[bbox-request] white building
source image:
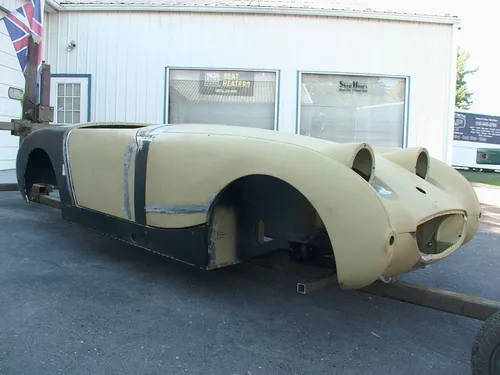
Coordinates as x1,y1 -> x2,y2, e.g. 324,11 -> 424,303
0,0 -> 26,170
1,0 -> 460,170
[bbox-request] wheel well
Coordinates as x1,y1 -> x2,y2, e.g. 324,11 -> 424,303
207,174 -> 336,268
24,148 -> 58,196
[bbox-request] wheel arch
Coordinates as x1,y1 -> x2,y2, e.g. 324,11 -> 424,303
18,147 -> 58,200
204,173 -> 337,271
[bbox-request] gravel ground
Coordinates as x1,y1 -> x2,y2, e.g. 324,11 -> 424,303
0,182 -> 498,375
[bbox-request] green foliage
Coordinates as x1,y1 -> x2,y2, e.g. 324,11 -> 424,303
456,47 -> 479,110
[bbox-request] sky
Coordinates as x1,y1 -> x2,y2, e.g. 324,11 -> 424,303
350,0 -> 497,115
449,0 -> 499,115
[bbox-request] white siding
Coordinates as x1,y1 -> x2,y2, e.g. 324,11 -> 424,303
0,0 -> 26,170
0,1 -> 50,170
45,11 -> 456,162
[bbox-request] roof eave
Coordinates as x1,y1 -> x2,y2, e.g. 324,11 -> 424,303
45,0 -> 62,12
46,3 -> 460,25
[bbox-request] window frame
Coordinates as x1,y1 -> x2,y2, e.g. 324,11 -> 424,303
296,71 -> 411,148
164,67 -> 281,131
50,74 -> 92,124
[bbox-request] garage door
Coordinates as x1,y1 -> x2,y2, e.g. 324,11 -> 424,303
0,5 -> 25,171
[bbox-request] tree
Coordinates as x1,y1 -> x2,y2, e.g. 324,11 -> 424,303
456,47 -> 479,109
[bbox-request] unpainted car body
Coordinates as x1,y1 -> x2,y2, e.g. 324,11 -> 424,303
15,122 -> 482,289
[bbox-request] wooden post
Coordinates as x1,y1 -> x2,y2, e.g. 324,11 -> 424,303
21,35 -> 39,122
39,62 -> 51,107
0,34 -> 52,145
18,35 -> 40,144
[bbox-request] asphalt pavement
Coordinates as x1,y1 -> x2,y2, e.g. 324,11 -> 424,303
0,184 -> 499,375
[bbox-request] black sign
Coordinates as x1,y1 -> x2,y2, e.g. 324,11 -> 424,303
339,80 -> 368,93
454,111 -> 500,145
199,71 -> 255,96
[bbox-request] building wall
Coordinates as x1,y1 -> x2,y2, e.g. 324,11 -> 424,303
0,0 -> 26,170
45,10 -> 456,162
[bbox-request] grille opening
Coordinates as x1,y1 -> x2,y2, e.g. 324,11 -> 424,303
416,214 -> 465,255
352,147 -> 373,183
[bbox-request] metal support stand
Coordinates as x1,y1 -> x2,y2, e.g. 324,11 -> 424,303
0,183 -> 19,192
0,36 -> 54,141
0,36 -> 54,193
360,280 -> 500,322
296,274 -> 338,294
28,184 -> 61,209
250,254 -> 500,322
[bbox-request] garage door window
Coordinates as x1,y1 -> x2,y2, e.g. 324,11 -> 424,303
298,73 -> 408,147
167,68 -> 278,130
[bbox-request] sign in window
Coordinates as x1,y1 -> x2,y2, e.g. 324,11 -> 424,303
167,68 -> 278,130
299,73 -> 407,147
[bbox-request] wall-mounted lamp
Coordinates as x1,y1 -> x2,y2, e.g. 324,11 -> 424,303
8,87 -> 24,100
67,40 -> 76,51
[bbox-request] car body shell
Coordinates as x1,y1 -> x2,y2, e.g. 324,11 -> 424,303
15,122 -> 482,290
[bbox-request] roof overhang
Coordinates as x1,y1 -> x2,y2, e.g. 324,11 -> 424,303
43,1 -> 460,25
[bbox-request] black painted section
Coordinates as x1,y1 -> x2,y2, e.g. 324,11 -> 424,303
62,206 -> 210,268
15,126 -> 71,207
134,139 -> 150,225
15,126 -> 212,270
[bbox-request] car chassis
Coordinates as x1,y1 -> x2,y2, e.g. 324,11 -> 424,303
1,37 -> 499,375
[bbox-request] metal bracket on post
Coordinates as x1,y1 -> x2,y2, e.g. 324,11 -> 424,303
0,37 -> 54,192
0,37 -> 53,144
36,62 -> 54,123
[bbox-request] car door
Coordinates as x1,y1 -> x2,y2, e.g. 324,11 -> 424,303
65,126 -> 140,222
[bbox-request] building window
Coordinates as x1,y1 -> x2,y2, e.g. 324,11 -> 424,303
56,82 -> 81,124
167,68 -> 278,130
298,73 -> 408,147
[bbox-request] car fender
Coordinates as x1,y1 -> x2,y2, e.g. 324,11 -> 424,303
15,126 -> 68,202
144,132 -> 395,289
374,146 -> 481,244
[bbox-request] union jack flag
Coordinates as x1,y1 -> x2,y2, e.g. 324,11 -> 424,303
2,0 -> 44,77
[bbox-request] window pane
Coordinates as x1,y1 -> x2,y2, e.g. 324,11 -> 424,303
64,97 -> 73,111
73,83 -> 81,96
73,97 -> 80,110
57,84 -> 65,96
299,73 -> 406,147
57,110 -> 64,122
57,97 -> 64,110
168,69 -> 277,130
73,111 -> 80,123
